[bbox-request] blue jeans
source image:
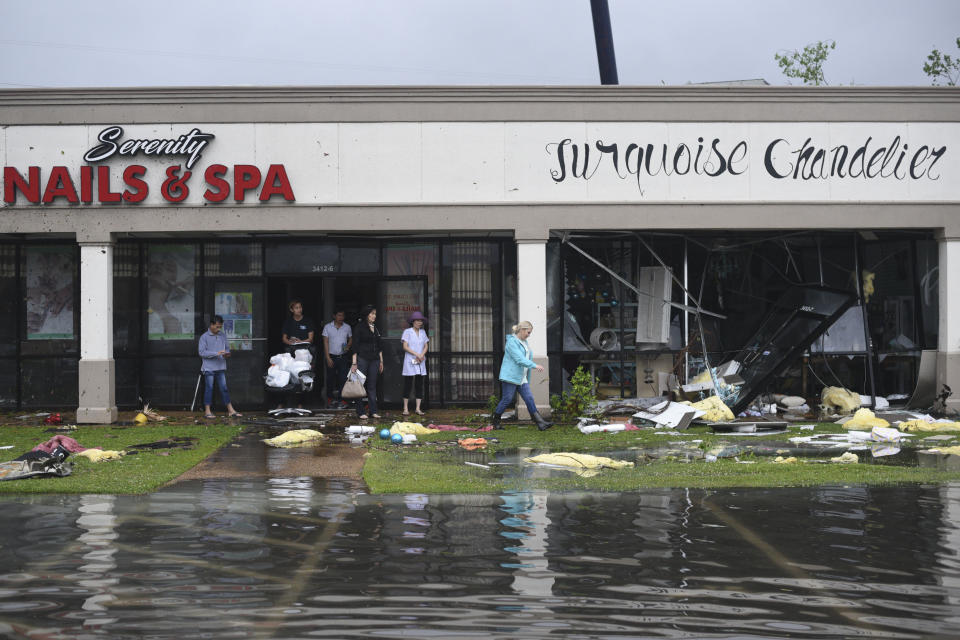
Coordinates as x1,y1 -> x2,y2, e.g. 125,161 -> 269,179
203,370 -> 231,407
495,381 -> 537,416
355,357 -> 379,416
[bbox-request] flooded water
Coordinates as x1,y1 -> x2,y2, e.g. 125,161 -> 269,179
3,481 -> 960,639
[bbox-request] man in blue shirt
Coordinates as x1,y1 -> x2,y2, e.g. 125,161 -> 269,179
198,315 -> 242,419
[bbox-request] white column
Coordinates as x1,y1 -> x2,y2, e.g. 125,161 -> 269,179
516,239 -> 550,417
77,241 -> 118,424
938,232 -> 960,415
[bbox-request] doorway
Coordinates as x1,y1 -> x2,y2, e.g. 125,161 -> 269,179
265,275 -> 426,410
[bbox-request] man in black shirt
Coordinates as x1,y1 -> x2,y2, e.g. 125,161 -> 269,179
282,299 -> 315,346
280,299 -> 315,409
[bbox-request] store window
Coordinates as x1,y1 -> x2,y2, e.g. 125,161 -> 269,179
146,244 -> 197,341
23,245 -> 76,341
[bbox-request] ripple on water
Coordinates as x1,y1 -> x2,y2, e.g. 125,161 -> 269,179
0,482 -> 958,638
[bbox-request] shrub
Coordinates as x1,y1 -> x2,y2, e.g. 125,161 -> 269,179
550,366 -> 598,422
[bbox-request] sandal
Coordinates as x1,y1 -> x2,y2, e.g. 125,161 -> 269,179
371,414 -> 382,419
415,410 -> 425,416
402,412 -> 410,417
228,412 -> 243,418
359,414 -> 369,420
204,413 -> 216,419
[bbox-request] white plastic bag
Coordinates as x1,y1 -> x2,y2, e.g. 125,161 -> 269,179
266,370 -> 291,388
295,348 -> 313,363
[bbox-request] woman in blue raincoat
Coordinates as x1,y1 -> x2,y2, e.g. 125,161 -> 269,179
491,320 -> 553,431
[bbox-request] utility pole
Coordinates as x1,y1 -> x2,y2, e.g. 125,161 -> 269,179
590,0 -> 619,85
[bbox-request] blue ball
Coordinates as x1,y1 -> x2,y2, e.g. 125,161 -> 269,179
390,433 -> 403,444
379,428 -> 391,440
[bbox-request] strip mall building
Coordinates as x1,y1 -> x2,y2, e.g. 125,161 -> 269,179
0,86 -> 958,423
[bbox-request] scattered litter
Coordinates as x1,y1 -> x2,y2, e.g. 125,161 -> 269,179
899,419 -> 960,433
458,438 -> 488,451
711,420 -> 788,435
76,449 -> 125,462
464,461 -> 491,469
840,408 -> 891,429
634,400 -> 704,429
871,445 -> 900,457
871,426 -> 907,443
391,422 -> 440,436
681,395 -> 734,422
0,456 -> 71,481
43,413 -> 62,425
774,456 -> 798,464
821,387 -> 862,414
860,395 -> 890,410
33,435 -> 94,454
0,445 -> 13,450
523,452 -> 634,475
428,424 -> 494,432
126,438 -> 196,451
682,360 -> 744,394
134,412 -> 149,425
579,423 -> 628,434
346,425 -> 375,435
778,395 -> 806,409
929,445 -> 960,456
262,429 -> 324,448
796,424 -> 816,430
831,452 -> 859,464
140,404 -> 167,422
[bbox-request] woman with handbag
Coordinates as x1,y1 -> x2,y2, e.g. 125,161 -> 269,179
350,305 -> 383,420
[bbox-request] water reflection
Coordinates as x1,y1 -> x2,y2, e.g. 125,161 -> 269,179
1,482 -> 959,638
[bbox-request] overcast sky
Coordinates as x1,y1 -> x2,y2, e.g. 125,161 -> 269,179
1,0 -> 957,88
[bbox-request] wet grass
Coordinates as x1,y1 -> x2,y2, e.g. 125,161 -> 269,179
0,423 -> 242,494
362,420 -> 960,493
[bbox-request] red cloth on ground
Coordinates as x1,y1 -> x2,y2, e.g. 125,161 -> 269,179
32,435 -> 99,454
427,424 -> 494,432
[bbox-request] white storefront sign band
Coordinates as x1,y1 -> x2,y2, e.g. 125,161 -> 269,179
1,122 -> 956,206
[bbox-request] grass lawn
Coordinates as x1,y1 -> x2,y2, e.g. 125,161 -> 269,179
0,423 -> 242,494
4,411 -> 960,495
362,420 -> 960,493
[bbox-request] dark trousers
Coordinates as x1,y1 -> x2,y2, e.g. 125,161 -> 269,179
402,374 -> 426,400
326,354 -> 350,400
355,357 -> 379,416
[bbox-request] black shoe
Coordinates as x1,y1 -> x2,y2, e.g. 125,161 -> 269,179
491,413 -> 503,430
532,412 -> 553,431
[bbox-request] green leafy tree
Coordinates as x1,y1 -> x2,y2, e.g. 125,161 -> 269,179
775,40 -> 835,86
923,38 -> 960,86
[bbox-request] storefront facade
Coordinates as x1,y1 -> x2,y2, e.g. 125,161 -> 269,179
1,86 -> 958,422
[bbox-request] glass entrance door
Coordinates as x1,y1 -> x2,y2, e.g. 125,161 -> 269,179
378,277 -> 428,406
211,281 -> 266,406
